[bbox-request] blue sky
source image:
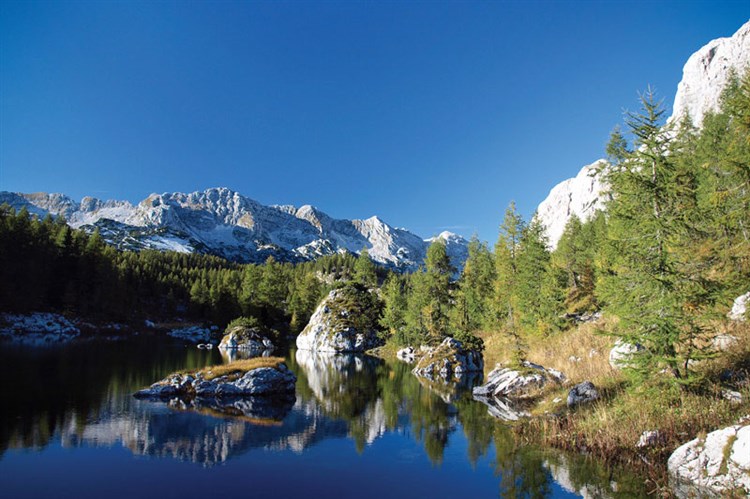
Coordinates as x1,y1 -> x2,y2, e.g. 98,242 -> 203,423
1,1 -> 748,243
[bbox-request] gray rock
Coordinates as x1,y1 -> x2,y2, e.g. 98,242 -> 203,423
134,363 -> 296,399
219,326 -> 275,352
412,337 -> 483,382
669,424 -> 750,497
567,381 -> 599,408
473,361 -> 566,400
609,340 -> 645,369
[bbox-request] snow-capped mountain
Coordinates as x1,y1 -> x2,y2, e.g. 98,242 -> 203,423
0,187 -> 468,272
536,20 -> 750,249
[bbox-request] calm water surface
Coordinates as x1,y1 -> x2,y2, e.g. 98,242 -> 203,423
0,339 -> 648,498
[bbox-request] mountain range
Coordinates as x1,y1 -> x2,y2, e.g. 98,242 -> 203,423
2,21 -> 748,268
0,188 -> 468,271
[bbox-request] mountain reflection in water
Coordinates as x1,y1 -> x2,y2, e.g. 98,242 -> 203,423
0,340 -> 649,497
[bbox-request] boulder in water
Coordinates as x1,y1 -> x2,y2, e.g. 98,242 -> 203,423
296,284 -> 383,353
412,337 -> 483,382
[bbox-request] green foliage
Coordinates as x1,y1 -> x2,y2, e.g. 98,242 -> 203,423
379,274 -> 407,343
600,87 -> 717,386
325,282 -> 383,335
353,247 -> 378,288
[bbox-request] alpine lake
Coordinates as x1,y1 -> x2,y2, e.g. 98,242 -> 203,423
0,338 -> 651,498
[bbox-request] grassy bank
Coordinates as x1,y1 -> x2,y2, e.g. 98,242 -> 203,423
179,357 -> 286,381
478,318 -> 750,492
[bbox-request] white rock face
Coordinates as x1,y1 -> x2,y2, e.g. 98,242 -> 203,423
535,160 -> 608,249
0,187 -> 469,272
668,424 -> 750,497
672,21 -> 750,128
536,21 -> 750,249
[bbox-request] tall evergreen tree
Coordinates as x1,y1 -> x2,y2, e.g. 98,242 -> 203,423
601,88 -> 713,385
353,247 -> 377,288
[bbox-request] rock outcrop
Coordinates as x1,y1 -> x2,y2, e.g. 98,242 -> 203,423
219,326 -> 276,352
296,286 -> 383,353
472,361 -> 566,400
411,337 -> 483,382
668,423 -> 750,497
134,360 -> 296,399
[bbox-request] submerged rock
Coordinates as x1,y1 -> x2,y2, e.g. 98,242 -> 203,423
668,424 -> 750,497
567,381 -> 599,409
473,361 -> 566,400
134,361 -> 296,399
219,326 -> 276,352
412,337 -> 483,382
296,285 -> 383,353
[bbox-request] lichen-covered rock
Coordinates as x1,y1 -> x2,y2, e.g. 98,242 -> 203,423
609,340 -> 645,369
473,361 -> 566,400
412,337 -> 483,382
296,285 -> 383,353
219,326 -> 275,352
668,424 -> 750,497
567,381 -> 599,408
134,362 -> 296,399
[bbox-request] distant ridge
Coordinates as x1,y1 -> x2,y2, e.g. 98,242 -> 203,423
0,187 -> 468,272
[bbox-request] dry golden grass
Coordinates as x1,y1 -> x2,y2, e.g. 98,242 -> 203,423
182,357 -> 285,381
479,315 -> 620,386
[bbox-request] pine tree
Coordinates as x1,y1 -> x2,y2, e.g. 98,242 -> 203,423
353,247 -> 377,288
493,202 -> 526,364
601,88 -> 713,385
379,273 -> 407,342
